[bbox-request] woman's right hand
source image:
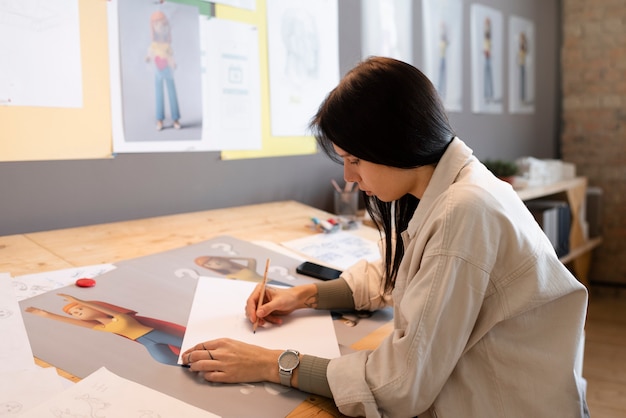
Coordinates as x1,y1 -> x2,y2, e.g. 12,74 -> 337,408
245,283 -> 318,327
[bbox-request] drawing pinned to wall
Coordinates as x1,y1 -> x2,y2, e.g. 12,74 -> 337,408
109,0 -> 209,153
266,0 -> 339,137
1,0 -> 112,162
200,16 -> 262,151
361,0 -> 413,64
422,0 -> 463,112
470,4 -> 503,114
0,0 -> 82,108
509,15 -> 535,114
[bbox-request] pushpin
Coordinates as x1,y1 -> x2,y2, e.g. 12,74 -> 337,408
75,278 -> 96,288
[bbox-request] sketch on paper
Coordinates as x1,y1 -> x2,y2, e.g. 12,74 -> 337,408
361,0 -> 413,64
12,264 -> 116,302
0,0 -> 83,108
509,15 -> 535,114
0,367 -> 68,415
266,0 -> 340,136
281,231 -> 381,270
0,273 -> 35,372
422,0 -> 463,112
18,367 -> 221,418
470,4 -> 503,114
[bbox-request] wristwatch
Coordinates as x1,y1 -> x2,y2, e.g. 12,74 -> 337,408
278,349 -> 300,387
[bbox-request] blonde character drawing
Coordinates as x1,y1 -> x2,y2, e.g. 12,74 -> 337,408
146,10 -> 181,131
195,256 -> 287,286
26,294 -> 185,365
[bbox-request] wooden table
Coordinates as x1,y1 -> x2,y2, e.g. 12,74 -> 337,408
0,200 -> 391,418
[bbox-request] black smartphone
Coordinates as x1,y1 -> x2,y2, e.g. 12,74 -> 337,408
296,261 -> 342,281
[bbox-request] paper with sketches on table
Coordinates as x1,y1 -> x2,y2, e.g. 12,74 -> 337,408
19,367 -> 221,418
281,231 -> 381,270
0,367 -> 69,416
11,264 -> 116,301
0,273 -> 35,372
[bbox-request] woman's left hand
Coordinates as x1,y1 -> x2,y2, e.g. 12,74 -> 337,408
181,338 -> 280,384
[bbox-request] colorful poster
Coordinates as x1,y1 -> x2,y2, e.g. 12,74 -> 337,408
470,4 -> 504,114
422,0 -> 463,112
509,15 -> 535,114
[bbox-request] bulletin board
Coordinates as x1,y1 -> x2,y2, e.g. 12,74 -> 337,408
0,0 -> 323,162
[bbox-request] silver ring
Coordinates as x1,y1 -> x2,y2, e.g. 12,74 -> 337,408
187,352 -> 192,364
207,350 -> 214,360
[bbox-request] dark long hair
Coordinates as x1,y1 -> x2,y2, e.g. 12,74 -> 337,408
309,57 -> 455,292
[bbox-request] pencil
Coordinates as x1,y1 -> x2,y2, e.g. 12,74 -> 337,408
331,179 -> 343,193
253,258 -> 271,334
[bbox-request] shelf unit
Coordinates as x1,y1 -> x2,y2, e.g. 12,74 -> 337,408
516,177 -> 602,287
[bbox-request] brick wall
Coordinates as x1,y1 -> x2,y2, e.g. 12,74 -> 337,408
561,0 -> 626,285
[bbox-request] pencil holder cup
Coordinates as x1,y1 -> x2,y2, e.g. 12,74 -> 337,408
333,189 -> 359,220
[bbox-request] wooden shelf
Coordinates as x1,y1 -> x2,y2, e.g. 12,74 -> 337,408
515,176 -> 599,287
559,237 -> 603,265
515,177 -> 586,201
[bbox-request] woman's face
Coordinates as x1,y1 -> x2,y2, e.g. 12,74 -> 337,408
333,145 -> 428,202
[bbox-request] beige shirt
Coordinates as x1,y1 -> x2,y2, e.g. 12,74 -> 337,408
326,138 -> 588,417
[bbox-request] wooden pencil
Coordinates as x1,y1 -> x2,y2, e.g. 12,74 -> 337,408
253,258 -> 271,333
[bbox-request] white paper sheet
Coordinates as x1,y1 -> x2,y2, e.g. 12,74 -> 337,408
19,367 -> 221,417
200,17 -> 262,151
0,0 -> 83,108
180,277 -> 341,362
0,273 -> 35,372
281,231 -> 381,270
0,367 -> 68,415
266,0 -> 340,136
361,0 -> 413,64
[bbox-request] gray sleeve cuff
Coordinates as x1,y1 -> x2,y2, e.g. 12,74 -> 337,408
298,355 -> 333,398
315,278 -> 355,310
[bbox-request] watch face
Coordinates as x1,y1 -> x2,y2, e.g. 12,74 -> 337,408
279,350 -> 299,371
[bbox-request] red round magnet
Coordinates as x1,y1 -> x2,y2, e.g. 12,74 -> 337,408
76,278 -> 96,288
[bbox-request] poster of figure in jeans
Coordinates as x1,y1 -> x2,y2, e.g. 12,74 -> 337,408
109,0 -> 207,152
509,15 -> 535,114
470,4 -> 503,114
422,0 -> 463,112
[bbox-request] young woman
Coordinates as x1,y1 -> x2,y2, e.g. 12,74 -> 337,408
183,57 -> 589,417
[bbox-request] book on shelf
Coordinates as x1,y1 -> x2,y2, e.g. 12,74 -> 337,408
526,200 -> 571,258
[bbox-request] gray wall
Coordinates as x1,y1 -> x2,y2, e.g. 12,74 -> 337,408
0,0 -> 559,236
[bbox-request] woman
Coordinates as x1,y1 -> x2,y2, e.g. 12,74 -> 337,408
183,57 -> 588,417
